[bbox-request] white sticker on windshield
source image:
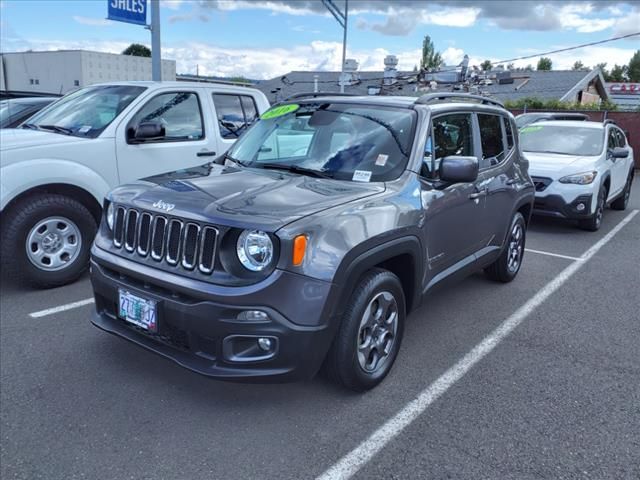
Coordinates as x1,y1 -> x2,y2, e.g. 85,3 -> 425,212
375,154 -> 389,166
353,170 -> 372,182
78,125 -> 92,134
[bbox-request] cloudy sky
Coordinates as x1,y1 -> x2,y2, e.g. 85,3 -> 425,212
1,0 -> 639,79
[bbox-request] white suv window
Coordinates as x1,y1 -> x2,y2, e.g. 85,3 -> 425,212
129,91 -> 204,142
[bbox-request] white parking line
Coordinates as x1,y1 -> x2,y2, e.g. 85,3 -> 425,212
317,209 -> 638,480
525,248 -> 583,262
29,298 -> 95,318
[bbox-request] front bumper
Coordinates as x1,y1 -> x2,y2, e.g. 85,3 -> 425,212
90,246 -> 337,382
531,175 -> 596,219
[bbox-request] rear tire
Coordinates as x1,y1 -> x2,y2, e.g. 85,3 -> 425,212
484,212 -> 526,283
324,268 -> 405,392
578,186 -> 607,231
1,194 -> 97,288
611,171 -> 633,211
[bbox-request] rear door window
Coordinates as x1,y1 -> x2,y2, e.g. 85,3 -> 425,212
212,94 -> 259,139
478,114 -> 506,169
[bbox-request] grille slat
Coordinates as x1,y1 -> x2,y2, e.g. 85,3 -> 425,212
113,206 -> 218,275
124,210 -> 139,252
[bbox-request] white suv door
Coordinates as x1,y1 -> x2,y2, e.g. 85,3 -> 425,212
115,89 -> 219,183
209,92 -> 260,155
607,127 -> 628,198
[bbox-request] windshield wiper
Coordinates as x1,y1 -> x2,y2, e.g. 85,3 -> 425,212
21,123 -> 40,130
259,163 -> 334,179
38,124 -> 74,136
528,150 -> 573,156
224,153 -> 249,167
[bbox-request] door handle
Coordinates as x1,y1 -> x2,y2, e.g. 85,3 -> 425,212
197,150 -> 217,157
468,188 -> 488,200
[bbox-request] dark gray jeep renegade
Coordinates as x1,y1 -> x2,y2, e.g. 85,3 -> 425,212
90,93 -> 534,391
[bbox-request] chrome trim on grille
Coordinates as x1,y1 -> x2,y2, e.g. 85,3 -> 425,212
198,226 -> 218,274
181,223 -> 201,270
137,212 -> 153,256
124,209 -> 139,252
165,219 -> 183,266
113,206 -> 126,248
150,216 -> 167,261
112,206 -> 217,275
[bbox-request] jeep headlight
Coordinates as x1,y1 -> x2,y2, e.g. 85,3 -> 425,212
106,202 -> 115,230
237,230 -> 274,272
559,171 -> 598,185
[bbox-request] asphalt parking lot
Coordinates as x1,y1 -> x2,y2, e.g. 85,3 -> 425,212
1,180 -> 639,480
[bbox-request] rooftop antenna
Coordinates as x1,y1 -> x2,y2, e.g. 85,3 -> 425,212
322,0 -> 348,93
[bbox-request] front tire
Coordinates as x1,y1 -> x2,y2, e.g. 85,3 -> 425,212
578,186 -> 606,231
484,212 -> 526,283
324,268 -> 406,392
1,194 -> 97,288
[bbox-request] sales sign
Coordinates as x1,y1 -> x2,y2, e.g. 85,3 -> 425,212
108,0 -> 148,26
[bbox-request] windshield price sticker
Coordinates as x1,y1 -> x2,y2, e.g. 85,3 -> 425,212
260,104 -> 300,120
520,125 -> 543,133
353,170 -> 372,182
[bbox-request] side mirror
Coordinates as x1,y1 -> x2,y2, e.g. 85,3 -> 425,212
439,156 -> 479,183
129,121 -> 165,142
610,146 -> 629,159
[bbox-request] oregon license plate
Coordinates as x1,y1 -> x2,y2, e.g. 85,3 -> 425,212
118,289 -> 157,332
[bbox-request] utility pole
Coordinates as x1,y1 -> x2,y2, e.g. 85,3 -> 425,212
322,0 -> 348,93
150,0 -> 161,81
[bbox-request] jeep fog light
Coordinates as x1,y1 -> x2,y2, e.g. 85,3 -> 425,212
237,230 -> 273,271
257,337 -> 274,351
237,310 -> 269,322
576,203 -> 586,212
106,202 -> 115,230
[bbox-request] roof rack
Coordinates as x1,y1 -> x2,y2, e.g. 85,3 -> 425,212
281,92 -> 358,102
415,93 -> 504,108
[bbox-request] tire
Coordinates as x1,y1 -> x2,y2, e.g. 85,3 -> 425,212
578,186 -> 607,232
611,170 -> 634,211
484,212 -> 526,283
324,268 -> 406,392
1,193 -> 98,288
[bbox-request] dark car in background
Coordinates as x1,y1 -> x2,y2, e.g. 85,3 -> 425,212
0,97 -> 58,129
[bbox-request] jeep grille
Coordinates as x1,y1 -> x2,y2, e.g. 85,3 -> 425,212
112,206 -> 218,274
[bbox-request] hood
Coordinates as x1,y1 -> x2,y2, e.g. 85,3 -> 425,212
0,128 -> 88,152
111,163 -> 385,231
523,151 -> 599,177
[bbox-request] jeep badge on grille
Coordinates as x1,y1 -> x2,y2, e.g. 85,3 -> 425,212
152,200 -> 175,213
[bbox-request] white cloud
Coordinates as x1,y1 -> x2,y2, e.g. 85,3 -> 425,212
161,0 -> 185,10
558,5 -> 616,33
421,7 -> 480,27
72,16 -> 113,27
612,8 -> 640,37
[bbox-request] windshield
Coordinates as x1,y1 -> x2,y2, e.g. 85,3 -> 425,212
226,103 -> 416,182
515,114 -> 548,129
23,85 -> 146,138
1,100 -> 37,127
520,125 -> 604,156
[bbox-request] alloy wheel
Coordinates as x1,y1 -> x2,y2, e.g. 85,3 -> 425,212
507,222 -> 524,273
356,291 -> 399,374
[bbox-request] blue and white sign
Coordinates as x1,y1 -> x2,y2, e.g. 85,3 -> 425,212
108,0 -> 148,26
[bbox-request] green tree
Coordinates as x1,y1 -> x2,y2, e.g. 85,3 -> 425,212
608,64 -> 628,82
419,35 -> 443,71
506,62 -> 515,70
572,60 -> 585,70
122,43 -> 151,57
537,57 -> 552,70
628,50 -> 640,82
480,59 -> 492,71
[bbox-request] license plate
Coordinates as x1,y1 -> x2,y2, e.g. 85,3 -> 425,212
118,289 -> 157,332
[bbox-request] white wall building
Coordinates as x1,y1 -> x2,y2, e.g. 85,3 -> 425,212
0,50 -> 176,95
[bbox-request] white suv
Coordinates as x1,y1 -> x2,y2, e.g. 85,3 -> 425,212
520,120 -> 635,231
0,81 -> 269,287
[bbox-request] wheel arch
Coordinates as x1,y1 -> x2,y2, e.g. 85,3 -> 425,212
332,236 -> 423,318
